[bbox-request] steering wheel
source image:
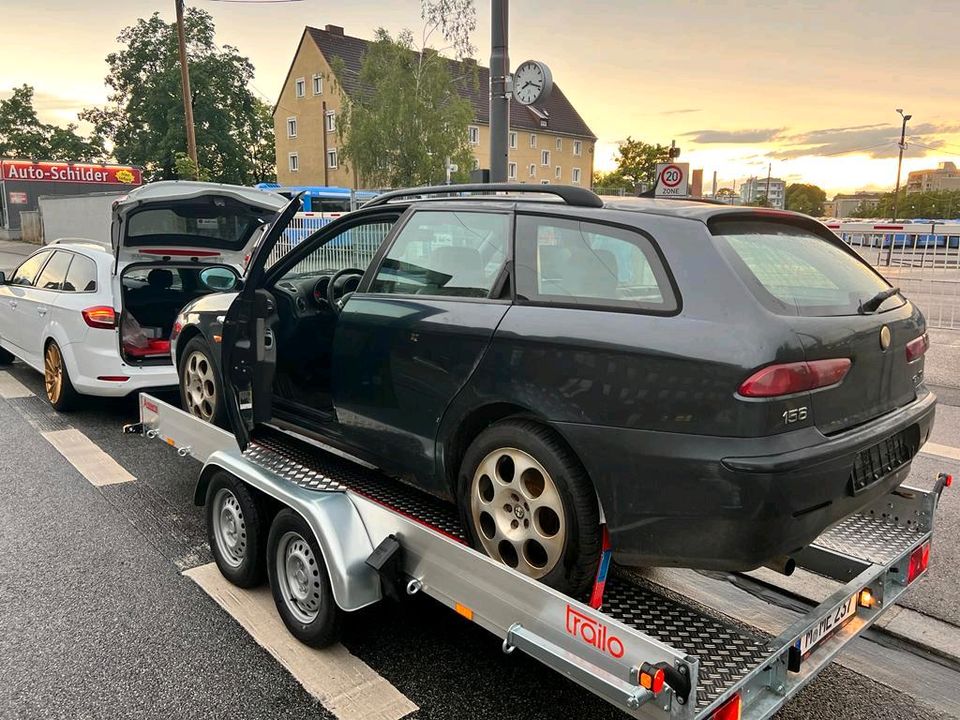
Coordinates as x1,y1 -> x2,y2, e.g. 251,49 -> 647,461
327,268 -> 365,314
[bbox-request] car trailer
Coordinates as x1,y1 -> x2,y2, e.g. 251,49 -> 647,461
133,392 -> 949,720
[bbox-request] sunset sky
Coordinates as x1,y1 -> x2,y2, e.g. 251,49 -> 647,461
1,0 -> 958,196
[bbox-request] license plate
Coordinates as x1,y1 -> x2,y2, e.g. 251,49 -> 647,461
796,593 -> 858,658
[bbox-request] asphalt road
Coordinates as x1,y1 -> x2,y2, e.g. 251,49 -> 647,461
1,361 -> 959,720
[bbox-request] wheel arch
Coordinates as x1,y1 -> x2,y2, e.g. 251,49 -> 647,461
174,324 -> 204,369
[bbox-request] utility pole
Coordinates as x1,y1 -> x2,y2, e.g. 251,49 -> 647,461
891,108 -> 912,222
489,0 -> 509,182
175,0 -> 199,179
765,162 -> 772,207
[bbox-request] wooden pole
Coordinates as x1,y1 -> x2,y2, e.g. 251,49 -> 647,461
175,0 -> 199,178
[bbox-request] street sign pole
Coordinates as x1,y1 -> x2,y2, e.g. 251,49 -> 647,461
489,0 -> 509,183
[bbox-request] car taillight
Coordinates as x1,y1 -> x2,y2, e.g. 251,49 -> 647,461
738,359 -> 852,398
905,333 -> 929,362
907,541 -> 930,583
82,306 -> 117,329
711,693 -> 742,720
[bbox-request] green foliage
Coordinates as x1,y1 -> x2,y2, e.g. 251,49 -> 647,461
335,26 -> 476,188
174,152 -> 209,181
751,194 -> 771,208
81,9 -> 274,184
592,169 -> 633,192
613,137 -> 671,190
851,190 -> 960,219
785,183 -> 826,216
0,85 -> 104,161
715,187 -> 738,198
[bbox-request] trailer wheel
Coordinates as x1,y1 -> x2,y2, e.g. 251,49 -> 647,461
206,472 -> 266,588
267,509 -> 342,648
457,419 -> 600,597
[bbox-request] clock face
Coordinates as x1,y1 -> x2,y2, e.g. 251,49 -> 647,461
514,61 -> 549,106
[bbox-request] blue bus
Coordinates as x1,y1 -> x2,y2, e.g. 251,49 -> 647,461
254,183 -> 378,216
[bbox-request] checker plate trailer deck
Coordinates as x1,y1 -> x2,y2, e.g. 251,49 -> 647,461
135,392 -> 949,720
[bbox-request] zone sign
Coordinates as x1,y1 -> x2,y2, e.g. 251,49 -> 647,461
655,163 -> 689,197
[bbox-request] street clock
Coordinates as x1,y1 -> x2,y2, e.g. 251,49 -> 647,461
512,60 -> 554,106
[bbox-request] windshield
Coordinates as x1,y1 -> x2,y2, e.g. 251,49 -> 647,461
712,219 -> 904,317
124,197 -> 270,249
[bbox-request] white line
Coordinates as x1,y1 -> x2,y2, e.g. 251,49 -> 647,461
0,370 -> 33,398
185,563 -> 417,720
920,441 -> 960,462
41,428 -> 136,486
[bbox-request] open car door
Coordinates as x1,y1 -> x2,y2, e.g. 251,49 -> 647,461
220,194 -> 303,449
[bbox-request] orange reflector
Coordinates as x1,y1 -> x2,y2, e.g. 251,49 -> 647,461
711,693 -> 742,720
213,335 -> 222,344
454,602 -> 474,621
638,666 -> 665,694
858,589 -> 875,608
166,438 -> 175,446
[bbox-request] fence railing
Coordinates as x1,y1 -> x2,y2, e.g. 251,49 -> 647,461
266,213 -> 391,275
830,221 -> 960,330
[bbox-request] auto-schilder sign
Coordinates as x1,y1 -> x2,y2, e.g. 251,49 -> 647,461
1,160 -> 142,185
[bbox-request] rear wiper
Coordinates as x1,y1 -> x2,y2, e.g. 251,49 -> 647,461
859,286 -> 900,314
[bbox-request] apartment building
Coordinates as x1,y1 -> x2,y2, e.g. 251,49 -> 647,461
739,176 -> 786,209
907,162 -> 960,194
273,25 -> 597,188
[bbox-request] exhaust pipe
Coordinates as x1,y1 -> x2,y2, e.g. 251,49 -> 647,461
763,555 -> 796,576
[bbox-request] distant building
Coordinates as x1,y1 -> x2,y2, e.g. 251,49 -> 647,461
273,24 -> 596,189
739,176 -> 786,209
713,189 -> 740,205
907,162 -> 960,193
822,192 -> 881,219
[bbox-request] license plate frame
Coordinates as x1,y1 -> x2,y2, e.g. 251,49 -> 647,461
789,592 -> 858,671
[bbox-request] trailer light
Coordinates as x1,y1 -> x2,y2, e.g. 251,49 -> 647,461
945,475 -> 953,488
638,663 -> 665,694
82,305 -> 117,329
858,589 -> 875,608
905,333 -> 929,362
738,359 -> 851,398
454,602 -> 474,621
710,693 -> 742,720
907,541 -> 930,583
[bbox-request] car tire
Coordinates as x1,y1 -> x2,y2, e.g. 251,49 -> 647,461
44,340 -> 80,411
205,472 -> 266,588
457,419 -> 601,597
267,509 -> 342,648
179,336 -> 226,427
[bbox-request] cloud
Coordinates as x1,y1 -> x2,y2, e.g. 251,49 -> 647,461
771,122 -> 960,159
659,108 -> 702,116
682,128 -> 785,144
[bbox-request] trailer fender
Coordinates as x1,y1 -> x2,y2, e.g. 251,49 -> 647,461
197,451 -> 382,612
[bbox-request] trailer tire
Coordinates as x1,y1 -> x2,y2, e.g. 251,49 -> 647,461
267,509 -> 342,648
457,419 -> 601,598
206,472 -> 266,588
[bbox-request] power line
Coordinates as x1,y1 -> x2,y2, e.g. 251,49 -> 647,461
907,138 -> 960,155
817,141 -> 897,157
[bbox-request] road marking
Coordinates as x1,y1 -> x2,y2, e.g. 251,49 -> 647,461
920,442 -> 960,462
41,428 -> 135,486
0,370 -> 33,398
185,563 -> 417,720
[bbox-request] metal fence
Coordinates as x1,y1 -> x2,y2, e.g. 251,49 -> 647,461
829,221 -> 960,329
266,213 -> 391,275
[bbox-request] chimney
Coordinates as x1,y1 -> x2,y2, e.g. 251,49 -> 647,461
325,24 -> 344,36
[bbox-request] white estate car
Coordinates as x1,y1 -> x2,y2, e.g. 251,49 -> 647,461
0,181 -> 286,410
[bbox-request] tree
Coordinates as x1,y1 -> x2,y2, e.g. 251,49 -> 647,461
334,1 -> 477,188
613,137 -> 670,190
0,85 -> 104,161
785,183 -> 826,216
81,9 -> 274,184
852,189 -> 960,219
592,169 -> 633,192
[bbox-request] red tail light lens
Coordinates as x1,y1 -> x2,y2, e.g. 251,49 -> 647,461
711,693 -> 742,720
907,541 -> 930,583
905,333 -> 929,362
82,306 -> 117,329
738,359 -> 852,398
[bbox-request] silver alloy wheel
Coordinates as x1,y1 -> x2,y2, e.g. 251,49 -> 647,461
470,447 -> 566,579
183,350 -> 217,421
275,531 -> 322,624
212,488 -> 247,568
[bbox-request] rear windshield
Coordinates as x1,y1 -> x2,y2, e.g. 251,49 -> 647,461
124,197 -> 270,249
712,219 -> 904,317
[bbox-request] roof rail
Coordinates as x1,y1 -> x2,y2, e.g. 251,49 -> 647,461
362,183 -> 604,209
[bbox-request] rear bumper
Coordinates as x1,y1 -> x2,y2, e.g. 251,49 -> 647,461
554,388 -> 937,570
62,338 -> 177,397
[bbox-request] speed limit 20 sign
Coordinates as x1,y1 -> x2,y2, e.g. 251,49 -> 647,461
655,163 -> 689,197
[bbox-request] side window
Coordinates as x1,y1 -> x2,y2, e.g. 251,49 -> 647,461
515,215 -> 677,312
278,220 -> 397,280
369,211 -> 509,298
63,254 -> 98,292
34,251 -> 74,291
10,251 -> 53,286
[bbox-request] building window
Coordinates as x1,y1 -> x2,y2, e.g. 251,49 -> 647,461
556,137 -> 563,151
313,74 -> 323,95
555,166 -> 562,180
509,132 -> 517,149
286,117 -> 297,138
528,163 -> 536,178
468,126 -> 480,145
327,149 -> 339,169
529,133 -> 537,148
541,179 -> 550,185
541,150 -> 550,166
295,77 -> 305,98
573,140 -> 582,157
288,153 -> 299,172
325,110 -> 336,133
572,167 -> 581,184
508,162 -> 517,180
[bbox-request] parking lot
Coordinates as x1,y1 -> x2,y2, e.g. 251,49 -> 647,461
1,348 -> 959,719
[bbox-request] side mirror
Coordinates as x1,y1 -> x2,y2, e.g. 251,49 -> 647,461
198,267 -> 239,292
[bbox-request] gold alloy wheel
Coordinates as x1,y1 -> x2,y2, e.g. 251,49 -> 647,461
44,343 -> 63,404
470,447 -> 566,579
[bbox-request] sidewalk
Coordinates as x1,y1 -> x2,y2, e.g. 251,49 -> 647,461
0,238 -> 35,274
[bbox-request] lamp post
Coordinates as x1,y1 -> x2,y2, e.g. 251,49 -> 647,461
891,108 -> 911,222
